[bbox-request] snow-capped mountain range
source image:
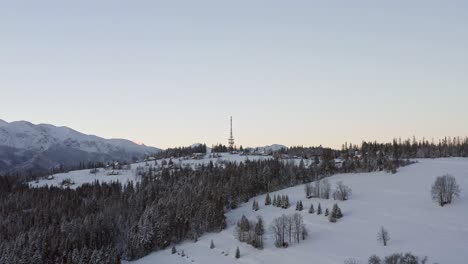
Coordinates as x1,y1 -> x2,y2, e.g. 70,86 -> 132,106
0,119 -> 160,175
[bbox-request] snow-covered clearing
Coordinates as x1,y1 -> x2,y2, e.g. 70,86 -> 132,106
126,158 -> 468,264
29,152 -> 286,189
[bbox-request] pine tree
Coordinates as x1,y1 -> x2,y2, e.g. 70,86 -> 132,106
171,245 -> 176,254
283,195 -> 289,209
210,239 -> 215,249
265,193 -> 272,205
254,217 -> 265,249
328,212 -> 336,223
235,247 -> 240,259
299,200 -> 303,211
317,203 -> 322,215
336,204 -> 343,218
308,204 -> 315,214
330,203 -> 342,219
325,208 -> 329,216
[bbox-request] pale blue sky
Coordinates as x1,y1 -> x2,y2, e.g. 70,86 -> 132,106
1,0 -> 467,148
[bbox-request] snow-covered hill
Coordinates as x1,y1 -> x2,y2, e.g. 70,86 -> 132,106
29,152 -> 287,188
125,158 -> 468,264
248,144 -> 287,153
0,119 -> 160,174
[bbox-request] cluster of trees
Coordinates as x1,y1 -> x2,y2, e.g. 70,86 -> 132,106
153,144 -> 208,159
270,213 -> 308,248
272,194 -> 290,209
211,144 -> 244,153
306,202 -> 343,222
280,136 -> 468,175
365,252 -> 433,264
305,180 -> 352,201
235,215 -> 265,249
431,174 -> 461,206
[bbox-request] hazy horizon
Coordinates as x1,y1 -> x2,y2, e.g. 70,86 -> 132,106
1,1 -> 467,149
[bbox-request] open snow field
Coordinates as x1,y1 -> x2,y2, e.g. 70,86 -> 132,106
126,158 -> 468,264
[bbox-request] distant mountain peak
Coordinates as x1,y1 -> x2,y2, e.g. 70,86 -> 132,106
0,119 -> 161,175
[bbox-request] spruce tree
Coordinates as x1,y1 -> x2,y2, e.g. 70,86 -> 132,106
265,193 -> 271,205
325,208 -> 329,216
210,239 -> 215,249
252,200 -> 258,211
284,195 -> 290,209
317,203 -> 322,215
308,204 -> 315,214
299,200 -> 303,211
328,212 -> 336,223
235,247 -> 240,259
336,204 -> 343,219
171,245 -> 177,254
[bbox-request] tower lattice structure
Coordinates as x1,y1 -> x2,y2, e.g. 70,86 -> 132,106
228,116 -> 235,149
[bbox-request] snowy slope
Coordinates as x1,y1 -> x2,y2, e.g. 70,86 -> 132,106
248,144 -> 287,153
126,158 -> 468,264
29,152 -> 284,189
0,119 -> 160,174
0,120 -> 159,154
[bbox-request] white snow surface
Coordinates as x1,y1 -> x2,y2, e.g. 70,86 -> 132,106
29,153 -> 280,189
0,119 -> 159,154
125,158 -> 468,264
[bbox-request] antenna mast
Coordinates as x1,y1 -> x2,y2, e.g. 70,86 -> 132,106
228,116 -> 235,149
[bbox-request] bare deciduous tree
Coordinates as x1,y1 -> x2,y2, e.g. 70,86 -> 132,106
431,174 -> 461,206
344,258 -> 360,264
334,181 -> 352,201
377,226 -> 390,246
320,179 -> 331,199
270,213 -> 307,248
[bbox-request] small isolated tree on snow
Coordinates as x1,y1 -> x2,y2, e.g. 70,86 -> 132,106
431,174 -> 461,206
296,200 -> 303,211
333,181 -> 352,201
273,195 -> 277,206
171,245 -> 176,254
377,226 -> 390,246
308,204 -> 315,214
331,203 -> 343,219
265,193 -> 272,205
235,246 -> 240,259
210,239 -> 215,249
317,203 -> 322,215
252,200 -> 259,211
